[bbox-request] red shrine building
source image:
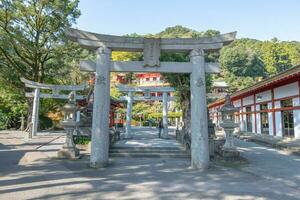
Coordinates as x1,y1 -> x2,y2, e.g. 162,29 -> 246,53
208,65 -> 300,139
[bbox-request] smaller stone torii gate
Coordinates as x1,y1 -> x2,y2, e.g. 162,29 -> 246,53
118,85 -> 175,138
66,28 -> 236,169
21,78 -> 87,138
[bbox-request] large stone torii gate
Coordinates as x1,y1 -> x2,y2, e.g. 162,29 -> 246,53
66,28 -> 236,169
118,85 -> 175,139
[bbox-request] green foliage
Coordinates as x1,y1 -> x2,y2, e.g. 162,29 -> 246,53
0,87 -> 27,129
262,40 -> 293,75
148,112 -> 182,119
73,136 -> 91,145
0,0 -> 81,84
110,87 -> 122,99
39,115 -> 53,130
0,0 -> 89,129
220,46 -> 265,77
219,37 -> 300,91
0,110 -> 9,130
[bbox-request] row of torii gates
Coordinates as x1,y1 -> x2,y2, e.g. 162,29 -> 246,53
117,85 -> 175,139
25,28 -> 236,169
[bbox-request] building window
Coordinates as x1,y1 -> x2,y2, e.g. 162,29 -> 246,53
245,106 -> 252,132
260,103 -> 268,111
281,99 -> 293,108
153,77 -> 157,81
146,78 -> 150,82
260,103 -> 269,134
281,99 -> 294,138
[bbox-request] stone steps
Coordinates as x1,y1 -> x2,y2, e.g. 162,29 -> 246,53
109,146 -> 190,158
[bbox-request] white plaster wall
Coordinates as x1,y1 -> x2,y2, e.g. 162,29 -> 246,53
268,102 -> 273,136
256,90 -> 272,103
293,97 -> 300,139
274,82 -> 298,99
274,101 -> 282,137
243,95 -> 254,106
240,107 -> 246,131
256,105 -> 261,134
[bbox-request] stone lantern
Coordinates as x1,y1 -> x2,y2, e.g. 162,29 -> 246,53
57,92 -> 80,159
219,94 -> 240,159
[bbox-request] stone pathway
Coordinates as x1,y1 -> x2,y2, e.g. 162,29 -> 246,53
0,129 -> 300,200
116,127 -> 182,148
111,127 -> 188,158
235,131 -> 300,155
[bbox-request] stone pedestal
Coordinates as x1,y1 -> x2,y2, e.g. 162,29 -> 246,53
219,127 -> 240,161
58,127 -> 80,159
220,148 -> 240,161
222,127 -> 236,149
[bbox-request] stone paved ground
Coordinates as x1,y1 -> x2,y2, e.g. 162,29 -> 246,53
0,128 -> 300,200
116,127 -> 182,148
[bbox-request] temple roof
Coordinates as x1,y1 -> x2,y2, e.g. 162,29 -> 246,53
209,64 -> 300,108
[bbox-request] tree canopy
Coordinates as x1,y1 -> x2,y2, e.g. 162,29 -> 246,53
0,0 -> 88,130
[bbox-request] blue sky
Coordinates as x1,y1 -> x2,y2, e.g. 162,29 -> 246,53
75,0 -> 300,41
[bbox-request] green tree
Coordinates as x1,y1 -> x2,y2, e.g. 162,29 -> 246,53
0,0 -> 81,129
220,46 -> 265,77
262,39 -> 293,75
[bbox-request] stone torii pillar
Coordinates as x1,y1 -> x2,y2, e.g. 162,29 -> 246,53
90,47 -> 111,168
125,91 -> 133,139
162,91 -> 168,137
190,49 -> 209,169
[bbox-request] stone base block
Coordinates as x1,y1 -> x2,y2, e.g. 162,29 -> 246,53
89,161 -> 109,168
57,147 -> 80,160
220,148 -> 240,161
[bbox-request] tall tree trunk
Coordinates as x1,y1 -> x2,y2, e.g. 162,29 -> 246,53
25,97 -> 34,132
181,97 -> 191,136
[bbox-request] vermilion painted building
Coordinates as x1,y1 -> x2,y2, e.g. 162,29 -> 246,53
135,73 -> 168,87
135,73 -> 173,97
208,65 -> 300,139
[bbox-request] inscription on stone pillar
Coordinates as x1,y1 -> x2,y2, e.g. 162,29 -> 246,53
96,75 -> 106,85
196,77 -> 204,87
143,38 -> 161,67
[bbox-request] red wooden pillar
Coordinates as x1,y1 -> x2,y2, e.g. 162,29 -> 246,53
298,79 -> 300,96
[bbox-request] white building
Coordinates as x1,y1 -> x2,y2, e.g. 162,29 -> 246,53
209,65 -> 300,139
